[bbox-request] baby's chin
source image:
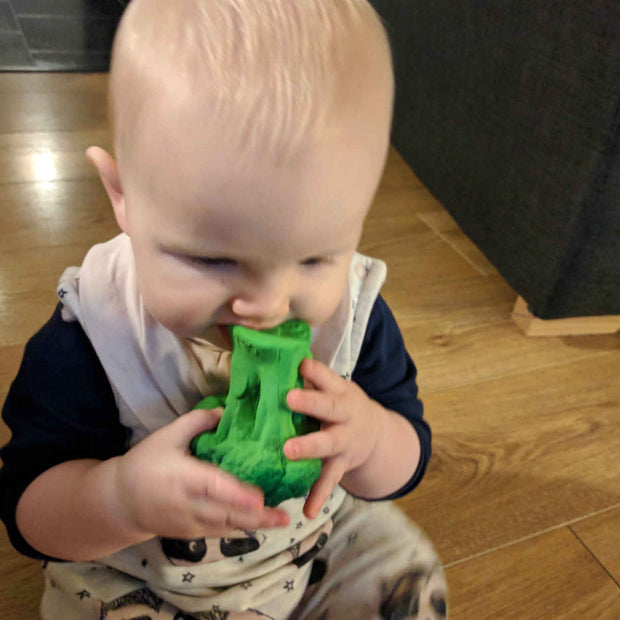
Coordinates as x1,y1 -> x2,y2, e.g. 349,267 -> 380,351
184,323 -> 232,349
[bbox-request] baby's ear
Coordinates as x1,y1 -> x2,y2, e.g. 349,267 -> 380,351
86,146 -> 127,233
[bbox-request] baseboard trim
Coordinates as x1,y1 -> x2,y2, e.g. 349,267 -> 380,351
511,297 -> 620,336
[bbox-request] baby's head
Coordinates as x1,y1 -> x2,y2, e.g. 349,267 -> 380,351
89,0 -> 394,338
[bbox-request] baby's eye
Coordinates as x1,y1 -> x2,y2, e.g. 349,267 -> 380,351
300,256 -> 332,267
187,256 -> 237,268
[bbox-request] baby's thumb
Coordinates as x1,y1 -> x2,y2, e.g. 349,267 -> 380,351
168,407 -> 223,448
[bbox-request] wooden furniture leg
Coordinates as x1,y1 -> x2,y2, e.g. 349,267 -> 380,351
511,297 -> 620,337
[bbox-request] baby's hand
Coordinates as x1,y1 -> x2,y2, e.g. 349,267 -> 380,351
113,408 -> 290,540
284,358 -> 385,518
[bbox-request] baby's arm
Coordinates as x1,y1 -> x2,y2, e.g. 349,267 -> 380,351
340,398 -> 422,498
2,309 -> 288,562
16,457 -> 149,561
284,296 -> 428,517
16,408 -> 288,561
285,359 -> 421,516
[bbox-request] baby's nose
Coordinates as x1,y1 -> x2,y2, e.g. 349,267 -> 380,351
231,277 -> 292,326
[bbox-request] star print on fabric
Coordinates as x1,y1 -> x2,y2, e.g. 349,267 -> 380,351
296,521 -> 304,529
57,288 -> 67,299
182,572 -> 195,583
284,580 -> 295,592
76,589 -> 91,600
208,604 -> 228,619
323,506 -> 330,515
238,556 -> 245,563
241,581 -> 253,590
347,532 -> 358,547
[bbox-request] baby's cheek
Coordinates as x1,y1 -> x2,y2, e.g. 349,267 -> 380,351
140,293 -> 201,336
307,286 -> 346,325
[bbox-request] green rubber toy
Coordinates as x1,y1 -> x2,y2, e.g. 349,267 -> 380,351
190,319 -> 321,507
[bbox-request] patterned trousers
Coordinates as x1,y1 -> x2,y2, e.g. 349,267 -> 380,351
41,496 -> 447,620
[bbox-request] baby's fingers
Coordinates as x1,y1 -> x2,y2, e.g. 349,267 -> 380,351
184,461 -> 289,530
303,458 -> 346,520
297,358 -> 342,391
192,499 -> 289,533
158,407 -> 223,449
284,426 -> 347,461
287,388 -> 348,425
183,459 -> 264,511
258,507 -> 291,529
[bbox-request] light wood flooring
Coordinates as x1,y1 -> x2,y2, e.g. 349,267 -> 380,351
0,73 -> 619,619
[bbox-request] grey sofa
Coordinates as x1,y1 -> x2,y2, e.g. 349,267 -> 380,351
371,0 -> 620,320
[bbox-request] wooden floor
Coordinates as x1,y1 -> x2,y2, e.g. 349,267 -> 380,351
0,73 -> 618,619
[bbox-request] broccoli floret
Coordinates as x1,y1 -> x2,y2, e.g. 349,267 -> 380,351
190,320 -> 321,507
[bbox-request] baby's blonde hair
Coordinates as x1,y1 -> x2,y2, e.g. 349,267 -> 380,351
110,0 -> 391,164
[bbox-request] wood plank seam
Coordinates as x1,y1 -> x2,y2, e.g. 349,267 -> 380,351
443,501 -> 620,569
568,526 -> 620,589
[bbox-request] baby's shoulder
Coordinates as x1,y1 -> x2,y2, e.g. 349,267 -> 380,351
19,303 -> 115,407
25,303 -> 92,363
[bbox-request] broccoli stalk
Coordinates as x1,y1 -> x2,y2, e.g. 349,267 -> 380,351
190,319 -> 321,506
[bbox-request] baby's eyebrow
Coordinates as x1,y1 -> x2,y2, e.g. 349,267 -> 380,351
156,240 -> 223,258
157,237 -> 351,266
302,244 -> 349,257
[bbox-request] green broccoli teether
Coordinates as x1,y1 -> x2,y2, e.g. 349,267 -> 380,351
190,319 -> 321,507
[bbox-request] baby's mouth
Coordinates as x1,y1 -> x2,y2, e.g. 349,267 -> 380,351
217,318 -> 295,346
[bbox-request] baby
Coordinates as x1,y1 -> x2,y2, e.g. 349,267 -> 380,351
0,1 -> 447,618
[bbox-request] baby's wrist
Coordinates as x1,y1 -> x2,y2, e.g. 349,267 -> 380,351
341,403 -> 417,499
104,456 -> 155,541
362,399 -> 389,465
340,400 -> 386,483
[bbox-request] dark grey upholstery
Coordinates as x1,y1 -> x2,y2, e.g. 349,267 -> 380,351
371,0 -> 620,319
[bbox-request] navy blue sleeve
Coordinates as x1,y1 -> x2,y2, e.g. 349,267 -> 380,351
0,304 -> 128,560
352,295 -> 431,500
